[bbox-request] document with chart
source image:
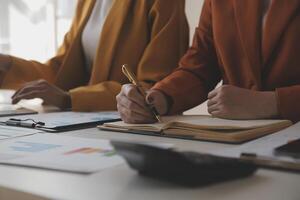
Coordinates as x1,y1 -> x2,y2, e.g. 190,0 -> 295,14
0,134 -> 125,173
0,125 -> 41,140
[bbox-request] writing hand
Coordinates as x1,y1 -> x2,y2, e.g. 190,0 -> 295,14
116,84 -> 168,124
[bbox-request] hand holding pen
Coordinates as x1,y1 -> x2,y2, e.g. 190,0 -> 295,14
116,64 -> 169,124
121,64 -> 162,122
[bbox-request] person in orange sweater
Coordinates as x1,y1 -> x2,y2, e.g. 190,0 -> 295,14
117,0 -> 300,123
0,0 -> 189,111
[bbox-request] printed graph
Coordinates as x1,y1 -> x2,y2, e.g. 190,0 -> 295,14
10,141 -> 62,153
64,147 -> 116,157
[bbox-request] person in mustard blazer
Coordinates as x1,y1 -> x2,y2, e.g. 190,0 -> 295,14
0,0 -> 189,111
117,0 -> 300,123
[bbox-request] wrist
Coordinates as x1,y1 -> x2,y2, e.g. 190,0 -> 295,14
261,91 -> 279,118
61,92 -> 72,110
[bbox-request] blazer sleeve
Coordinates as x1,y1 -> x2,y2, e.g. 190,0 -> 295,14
153,0 -> 221,114
136,0 -> 189,89
1,0 -> 85,89
276,86 -> 300,122
68,0 -> 189,111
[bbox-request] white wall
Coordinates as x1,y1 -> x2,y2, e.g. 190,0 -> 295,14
185,0 -> 204,43
184,0 -> 209,115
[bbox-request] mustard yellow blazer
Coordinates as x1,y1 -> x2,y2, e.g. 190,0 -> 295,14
1,0 -> 189,111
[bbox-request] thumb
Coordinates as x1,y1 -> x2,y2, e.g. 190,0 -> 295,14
145,91 -> 156,105
145,90 -> 168,115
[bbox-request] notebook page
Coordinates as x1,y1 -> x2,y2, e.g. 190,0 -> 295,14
174,116 -> 291,130
101,115 -> 189,132
102,115 -> 291,131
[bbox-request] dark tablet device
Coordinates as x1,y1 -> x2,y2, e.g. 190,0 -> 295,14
274,139 -> 300,158
111,141 -> 257,187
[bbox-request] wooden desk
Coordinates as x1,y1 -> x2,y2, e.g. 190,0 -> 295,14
0,128 -> 299,200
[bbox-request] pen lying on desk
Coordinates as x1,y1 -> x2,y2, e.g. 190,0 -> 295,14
4,118 -> 45,128
122,64 -> 162,123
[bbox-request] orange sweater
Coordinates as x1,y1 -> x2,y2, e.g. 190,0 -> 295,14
154,0 -> 300,122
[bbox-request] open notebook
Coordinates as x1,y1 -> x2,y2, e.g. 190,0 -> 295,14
99,115 -> 293,143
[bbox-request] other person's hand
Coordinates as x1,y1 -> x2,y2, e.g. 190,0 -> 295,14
207,85 -> 278,120
12,79 -> 71,110
116,84 -> 169,124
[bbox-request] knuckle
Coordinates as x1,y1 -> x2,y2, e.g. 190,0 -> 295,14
122,118 -> 131,124
208,108 -> 212,114
127,101 -> 135,110
39,80 -> 48,86
219,85 -> 229,93
218,91 -> 227,100
127,88 -> 136,98
116,94 -> 121,102
37,79 -> 45,84
124,109 -> 132,117
121,84 -> 129,91
218,89 -> 225,96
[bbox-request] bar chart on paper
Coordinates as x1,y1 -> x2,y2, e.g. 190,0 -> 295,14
64,147 -> 116,157
10,141 -> 62,153
0,134 -> 125,173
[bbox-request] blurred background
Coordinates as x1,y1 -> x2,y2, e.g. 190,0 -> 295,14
0,0 -> 204,61
0,0 -> 76,61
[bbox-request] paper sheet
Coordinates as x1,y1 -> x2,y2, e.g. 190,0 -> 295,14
215,122 -> 300,163
104,115 -> 291,131
0,125 -> 40,140
0,111 -> 120,130
0,133 -> 125,173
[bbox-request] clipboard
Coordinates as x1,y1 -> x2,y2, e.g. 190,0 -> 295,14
1,111 -> 121,132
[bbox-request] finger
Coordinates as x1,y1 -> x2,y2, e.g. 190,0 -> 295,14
12,79 -> 46,98
207,98 -> 219,107
145,90 -> 162,105
117,94 -> 153,118
208,90 -> 217,99
12,84 -> 45,100
118,105 -> 155,124
12,90 -> 46,104
210,110 -> 222,118
122,84 -> 147,107
207,86 -> 222,99
211,110 -> 228,119
207,103 -> 220,114
12,85 -> 45,104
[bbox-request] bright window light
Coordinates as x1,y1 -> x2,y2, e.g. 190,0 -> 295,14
0,0 -> 76,62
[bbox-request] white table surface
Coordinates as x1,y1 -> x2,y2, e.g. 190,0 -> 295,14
0,127 -> 299,200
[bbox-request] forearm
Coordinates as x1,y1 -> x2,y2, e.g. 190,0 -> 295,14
153,70 -> 210,114
0,54 -> 12,71
0,54 -> 12,86
1,56 -> 59,89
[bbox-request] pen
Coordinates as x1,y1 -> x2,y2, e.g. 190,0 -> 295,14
5,118 -> 45,128
5,119 -> 36,128
122,64 -> 162,123
240,153 -> 300,171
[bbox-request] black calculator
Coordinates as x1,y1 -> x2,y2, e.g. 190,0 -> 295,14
111,141 -> 257,187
